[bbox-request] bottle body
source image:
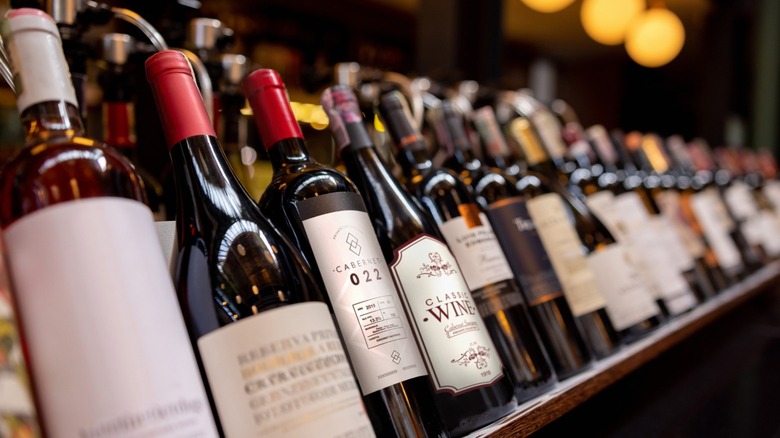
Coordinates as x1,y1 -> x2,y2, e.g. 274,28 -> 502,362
147,51 -> 373,437
245,70 -> 446,438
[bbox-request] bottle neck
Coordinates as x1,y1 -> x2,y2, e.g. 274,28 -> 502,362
20,101 -> 85,144
396,142 -> 432,181
171,135 -> 249,224
268,137 -> 314,170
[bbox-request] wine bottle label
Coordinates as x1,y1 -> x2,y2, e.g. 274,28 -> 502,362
531,111 -> 567,161
299,192 -> 426,395
724,181 -> 758,221
585,191 -> 625,240
586,244 -> 660,330
389,235 -> 505,394
4,198 -> 217,438
744,211 -> 780,257
485,197 -> 564,306
0,246 -> 38,436
691,189 -> 742,270
654,191 -> 706,259
614,192 -> 695,272
526,193 -> 607,317
438,206 -> 523,316
438,205 -> 514,291
198,302 -> 374,438
613,193 -> 696,313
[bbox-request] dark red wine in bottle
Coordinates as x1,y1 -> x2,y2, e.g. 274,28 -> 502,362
146,51 -> 373,437
0,10 -> 217,437
244,69 -> 446,438
377,91 -> 556,401
323,85 -> 517,437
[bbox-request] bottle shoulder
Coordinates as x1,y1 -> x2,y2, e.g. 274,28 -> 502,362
0,137 -> 144,226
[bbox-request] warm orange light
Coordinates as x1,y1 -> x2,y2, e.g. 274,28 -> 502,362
581,0 -> 645,45
521,0 -> 576,13
625,8 -> 686,67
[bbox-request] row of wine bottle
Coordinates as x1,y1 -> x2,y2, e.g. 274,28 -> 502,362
1,8 -> 778,438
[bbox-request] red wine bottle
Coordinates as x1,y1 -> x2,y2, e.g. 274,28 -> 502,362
244,69 -> 446,438
0,10 -> 217,437
377,91 -> 555,402
323,85 -> 517,437
146,50 -> 373,437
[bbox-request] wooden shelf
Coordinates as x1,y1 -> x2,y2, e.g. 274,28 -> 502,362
467,262 -> 780,438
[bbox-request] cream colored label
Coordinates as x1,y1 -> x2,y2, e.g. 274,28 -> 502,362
198,302 -> 374,438
655,190 -> 706,259
302,207 -> 426,395
4,198 -> 217,438
527,193 -> 607,316
531,111 -> 567,160
692,190 -> 742,270
724,181 -> 758,221
613,192 -> 695,310
438,212 -> 514,291
587,244 -> 660,330
585,191 -> 624,239
390,235 -> 504,394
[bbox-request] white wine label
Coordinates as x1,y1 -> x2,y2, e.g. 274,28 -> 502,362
655,191 -> 706,259
486,197 -> 564,306
438,205 -> 514,291
628,218 -> 697,314
4,198 -> 217,438
198,302 -> 374,438
585,191 -> 624,240
299,192 -> 426,395
724,181 -> 759,221
527,193 -> 607,316
616,192 -> 695,273
390,235 -> 504,394
531,111 -> 567,160
744,211 -> 780,257
691,190 -> 743,270
763,181 -> 780,214
587,244 -> 660,330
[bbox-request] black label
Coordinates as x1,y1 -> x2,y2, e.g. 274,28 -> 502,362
486,197 -> 564,305
297,191 -> 366,220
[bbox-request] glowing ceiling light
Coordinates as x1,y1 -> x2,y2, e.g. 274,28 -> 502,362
521,0 -> 576,14
581,0 -> 645,45
625,7 -> 686,68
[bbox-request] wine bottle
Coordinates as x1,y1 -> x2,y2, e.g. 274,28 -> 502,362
501,115 -> 663,344
323,85 -> 517,436
0,10 -> 217,437
377,92 -> 556,402
146,50 -> 373,437
244,69 -> 446,438
98,33 -> 166,220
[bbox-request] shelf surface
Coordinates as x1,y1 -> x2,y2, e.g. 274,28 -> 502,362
467,262 -> 780,438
